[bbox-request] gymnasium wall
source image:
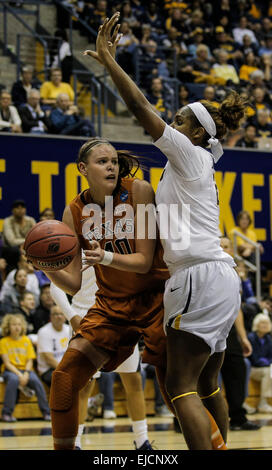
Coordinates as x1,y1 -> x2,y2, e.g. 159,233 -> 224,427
1,133 -> 272,261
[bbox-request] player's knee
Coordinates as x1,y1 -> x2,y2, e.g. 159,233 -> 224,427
50,370 -> 74,411
165,372 -> 195,399
198,376 -> 219,398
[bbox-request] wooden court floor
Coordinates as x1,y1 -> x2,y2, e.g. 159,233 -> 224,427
1,413 -> 272,451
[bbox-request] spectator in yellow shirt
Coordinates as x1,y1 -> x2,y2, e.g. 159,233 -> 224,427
40,68 -> 74,107
229,210 -> 263,260
239,51 -> 259,82
0,313 -> 50,422
211,49 -> 240,85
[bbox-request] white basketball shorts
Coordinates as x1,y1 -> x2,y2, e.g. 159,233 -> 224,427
163,261 -> 241,355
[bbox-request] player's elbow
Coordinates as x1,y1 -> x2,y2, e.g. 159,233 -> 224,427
136,260 -> 153,274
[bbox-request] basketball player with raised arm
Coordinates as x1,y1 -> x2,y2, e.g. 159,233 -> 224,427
83,13 -> 246,450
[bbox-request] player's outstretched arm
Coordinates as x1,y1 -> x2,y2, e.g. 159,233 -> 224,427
84,12 -> 166,142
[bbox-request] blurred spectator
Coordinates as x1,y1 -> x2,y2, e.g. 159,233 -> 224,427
87,0 -> 108,32
229,210 -> 262,261
0,253 -> 40,307
178,84 -> 191,107
11,65 -> 40,109
139,24 -> 154,45
19,89 -> 51,134
187,27 -> 205,57
160,26 -> 187,54
239,34 -> 259,57
145,77 -> 173,123
256,17 -> 272,44
254,108 -> 272,138
0,258 -> 7,292
212,27 -> 244,63
39,208 -> 55,221
1,269 -> 33,313
50,93 -> 96,137
0,91 -> 22,133
211,49 -> 240,85
32,284 -> 55,333
202,85 -> 220,107
139,39 -> 170,80
248,70 -> 267,90
116,21 -> 139,75
232,16 -> 258,45
235,258 -> 257,304
250,86 -> 272,114
14,291 -> 37,336
259,296 -> 272,318
248,314 -> 272,413
51,29 -> 73,84
189,44 -> 216,83
239,51 -> 260,82
2,200 -> 35,271
235,123 -> 258,148
36,305 -> 69,386
40,68 -> 74,108
0,313 -> 51,422
119,1 -> 140,31
165,7 -> 186,32
258,33 -> 272,58
184,8 -> 206,36
140,2 -> 164,33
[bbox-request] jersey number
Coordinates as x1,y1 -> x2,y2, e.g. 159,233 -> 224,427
104,238 -> 133,255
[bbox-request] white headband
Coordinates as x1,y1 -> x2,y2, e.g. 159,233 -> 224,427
187,102 -> 223,162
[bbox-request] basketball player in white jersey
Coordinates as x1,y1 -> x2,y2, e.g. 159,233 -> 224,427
50,256 -> 154,450
83,13 -> 246,450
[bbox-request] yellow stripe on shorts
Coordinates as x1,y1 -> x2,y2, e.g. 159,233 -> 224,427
174,314 -> 182,329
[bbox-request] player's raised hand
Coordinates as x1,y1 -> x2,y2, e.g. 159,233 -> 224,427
83,12 -> 122,64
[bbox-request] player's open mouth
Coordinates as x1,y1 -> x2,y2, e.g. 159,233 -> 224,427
106,175 -> 116,179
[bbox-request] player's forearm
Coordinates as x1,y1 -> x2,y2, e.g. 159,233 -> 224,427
45,270 -> 82,296
234,309 -> 247,342
109,252 -> 153,274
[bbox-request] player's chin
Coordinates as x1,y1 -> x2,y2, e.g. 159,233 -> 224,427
104,177 -> 117,187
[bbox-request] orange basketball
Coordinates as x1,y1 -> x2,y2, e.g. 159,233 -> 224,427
24,220 -> 79,272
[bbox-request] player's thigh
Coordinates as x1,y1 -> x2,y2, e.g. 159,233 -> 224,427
198,351 -> 225,396
165,327 -> 211,394
69,335 -> 110,370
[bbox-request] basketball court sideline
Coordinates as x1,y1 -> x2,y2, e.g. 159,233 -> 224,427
0,414 -> 272,451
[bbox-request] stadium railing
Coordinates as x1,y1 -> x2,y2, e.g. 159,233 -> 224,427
72,69 -> 102,137
1,0 -> 48,60
232,229 -> 262,302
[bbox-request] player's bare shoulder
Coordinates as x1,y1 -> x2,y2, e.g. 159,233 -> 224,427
132,178 -> 155,206
62,204 -> 76,233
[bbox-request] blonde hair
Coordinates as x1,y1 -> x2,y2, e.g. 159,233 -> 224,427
1,314 -> 27,337
252,313 -> 272,332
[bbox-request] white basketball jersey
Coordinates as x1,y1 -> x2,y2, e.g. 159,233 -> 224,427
154,124 -> 234,275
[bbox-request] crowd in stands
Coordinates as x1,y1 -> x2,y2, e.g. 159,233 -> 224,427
3,0 -> 272,143
0,65 -> 96,137
54,0 -> 272,143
